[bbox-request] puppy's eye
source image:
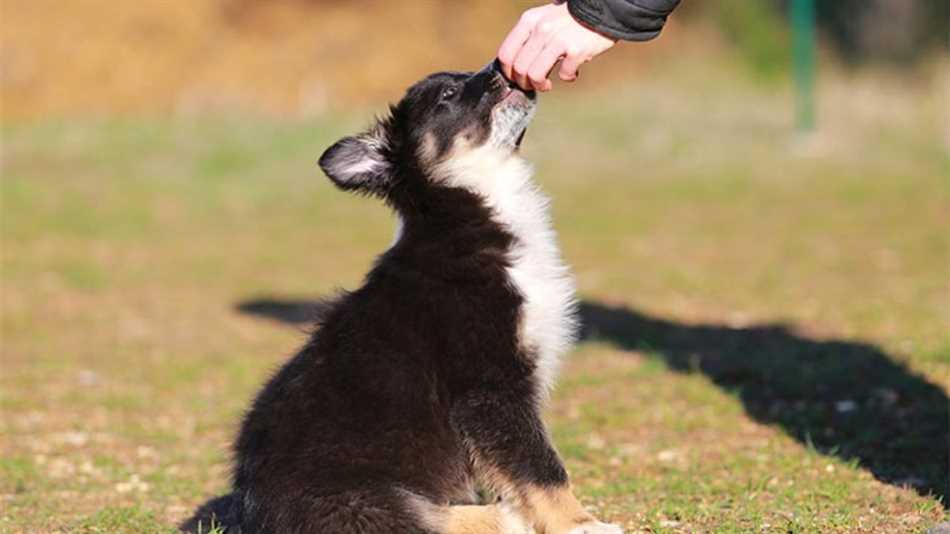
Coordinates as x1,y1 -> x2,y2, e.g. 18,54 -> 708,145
440,87 -> 458,100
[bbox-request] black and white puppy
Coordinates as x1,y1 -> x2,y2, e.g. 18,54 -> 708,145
184,62 -> 622,534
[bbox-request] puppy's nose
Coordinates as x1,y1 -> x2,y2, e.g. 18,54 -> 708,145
481,58 -> 514,89
478,59 -> 501,77
489,58 -> 503,74
490,58 -> 513,83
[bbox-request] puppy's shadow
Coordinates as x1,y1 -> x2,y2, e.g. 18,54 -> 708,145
235,297 -> 949,506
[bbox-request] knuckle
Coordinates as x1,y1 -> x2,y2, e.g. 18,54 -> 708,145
536,22 -> 553,35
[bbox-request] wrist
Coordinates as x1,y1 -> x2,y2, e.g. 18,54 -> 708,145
564,1 -> 620,42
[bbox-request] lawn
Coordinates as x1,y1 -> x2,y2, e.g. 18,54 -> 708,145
1,63 -> 947,533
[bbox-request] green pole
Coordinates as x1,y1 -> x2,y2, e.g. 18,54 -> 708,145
791,0 -> 816,132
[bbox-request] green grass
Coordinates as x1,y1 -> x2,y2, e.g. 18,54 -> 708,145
1,63 -> 947,532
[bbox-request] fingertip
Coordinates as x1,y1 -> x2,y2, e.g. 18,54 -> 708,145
532,76 -> 552,92
528,77 -> 541,90
514,72 -> 529,91
514,64 -> 533,91
557,67 -> 578,82
501,60 -> 515,81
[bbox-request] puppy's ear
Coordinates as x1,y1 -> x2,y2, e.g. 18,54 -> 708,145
319,124 -> 391,193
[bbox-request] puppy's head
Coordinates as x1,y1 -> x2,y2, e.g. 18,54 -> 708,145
318,62 -> 536,204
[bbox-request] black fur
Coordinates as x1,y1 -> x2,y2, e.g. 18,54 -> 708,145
184,65 -> 564,534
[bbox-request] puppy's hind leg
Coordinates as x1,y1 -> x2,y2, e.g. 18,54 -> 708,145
415,501 -> 534,534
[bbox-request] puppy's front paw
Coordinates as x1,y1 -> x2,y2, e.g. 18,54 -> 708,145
567,521 -> 624,534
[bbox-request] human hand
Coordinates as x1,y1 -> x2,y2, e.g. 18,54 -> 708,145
497,2 -> 617,92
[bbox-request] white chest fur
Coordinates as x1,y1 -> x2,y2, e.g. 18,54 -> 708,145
440,148 -> 578,395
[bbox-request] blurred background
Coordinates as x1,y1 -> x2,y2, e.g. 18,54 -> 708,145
2,1 -> 948,117
2,1 -> 948,532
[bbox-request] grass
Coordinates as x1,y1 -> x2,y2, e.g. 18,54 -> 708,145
1,62 -> 947,533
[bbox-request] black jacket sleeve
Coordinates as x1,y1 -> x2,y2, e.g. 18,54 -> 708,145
567,0 -> 681,41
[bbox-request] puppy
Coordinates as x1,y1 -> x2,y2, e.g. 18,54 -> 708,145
184,62 -> 622,534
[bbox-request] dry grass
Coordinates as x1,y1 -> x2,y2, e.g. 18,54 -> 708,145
2,0 -> 688,119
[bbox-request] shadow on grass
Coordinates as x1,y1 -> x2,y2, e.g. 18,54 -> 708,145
235,297 -> 948,506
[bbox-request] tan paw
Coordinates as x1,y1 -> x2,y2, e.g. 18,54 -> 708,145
567,521 -> 624,534
498,504 -> 535,534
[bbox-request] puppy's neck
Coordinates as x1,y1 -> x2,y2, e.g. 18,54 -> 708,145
437,146 -> 578,395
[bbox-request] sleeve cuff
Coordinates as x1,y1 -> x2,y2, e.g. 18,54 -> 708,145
568,0 -> 670,42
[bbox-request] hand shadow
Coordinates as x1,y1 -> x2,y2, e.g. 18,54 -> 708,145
235,296 -> 948,506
